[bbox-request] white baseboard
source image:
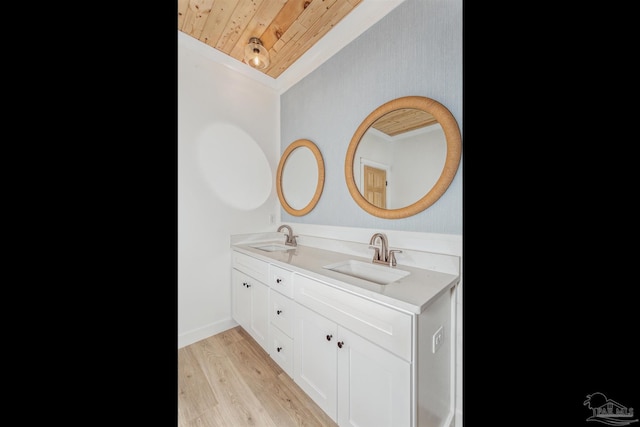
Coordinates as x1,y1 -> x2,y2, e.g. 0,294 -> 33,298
178,318 -> 238,348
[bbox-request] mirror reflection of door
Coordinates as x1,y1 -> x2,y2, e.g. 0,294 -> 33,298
363,165 -> 386,208
354,109 -> 445,210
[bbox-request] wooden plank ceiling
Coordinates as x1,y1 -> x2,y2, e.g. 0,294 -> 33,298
178,0 -> 363,79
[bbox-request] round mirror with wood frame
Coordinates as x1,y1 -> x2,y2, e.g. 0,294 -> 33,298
277,138 -> 325,216
345,96 -> 461,219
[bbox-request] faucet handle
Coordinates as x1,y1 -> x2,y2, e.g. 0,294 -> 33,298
369,245 -> 381,261
388,249 -> 403,267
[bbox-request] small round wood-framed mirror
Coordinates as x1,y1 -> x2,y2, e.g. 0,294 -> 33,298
345,96 -> 461,219
277,139 -> 325,216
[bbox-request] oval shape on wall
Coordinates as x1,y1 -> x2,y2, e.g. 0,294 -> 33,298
197,122 -> 272,210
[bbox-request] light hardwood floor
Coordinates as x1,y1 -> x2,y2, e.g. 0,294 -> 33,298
178,326 -> 338,427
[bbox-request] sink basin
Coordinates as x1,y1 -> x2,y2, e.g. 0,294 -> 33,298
322,260 -> 410,285
250,243 -> 295,252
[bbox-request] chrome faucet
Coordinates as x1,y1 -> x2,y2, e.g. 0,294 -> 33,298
277,224 -> 298,247
369,232 -> 402,267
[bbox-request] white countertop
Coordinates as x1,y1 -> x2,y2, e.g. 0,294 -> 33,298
232,241 -> 459,314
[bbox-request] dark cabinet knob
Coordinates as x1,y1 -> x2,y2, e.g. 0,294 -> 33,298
326,334 -> 332,341
337,341 -> 344,348
277,347 -> 283,352
242,282 -> 248,287
276,278 -> 282,283
276,310 -> 283,315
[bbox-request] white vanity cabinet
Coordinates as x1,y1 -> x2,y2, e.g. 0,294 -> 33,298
267,264 -> 295,377
294,304 -> 411,426
231,245 -> 457,427
294,273 -> 412,426
231,251 -> 269,351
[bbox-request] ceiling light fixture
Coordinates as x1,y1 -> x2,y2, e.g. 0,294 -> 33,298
244,37 -> 270,70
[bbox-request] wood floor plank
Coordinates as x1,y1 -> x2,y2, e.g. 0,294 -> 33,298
273,371 -> 338,427
227,338 -> 307,426
185,405 -> 228,427
178,326 -> 338,427
190,334 -> 279,426
212,325 -> 246,347
229,336 -> 337,426
178,346 -> 219,424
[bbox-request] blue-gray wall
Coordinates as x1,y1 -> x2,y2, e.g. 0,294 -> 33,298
281,0 -> 462,234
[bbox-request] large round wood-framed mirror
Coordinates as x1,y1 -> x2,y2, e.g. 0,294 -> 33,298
277,138 -> 325,216
345,96 -> 461,219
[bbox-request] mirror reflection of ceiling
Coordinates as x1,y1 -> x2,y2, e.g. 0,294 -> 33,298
371,109 -> 437,137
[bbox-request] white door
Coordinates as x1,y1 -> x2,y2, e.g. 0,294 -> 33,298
294,303 -> 338,421
337,327 -> 411,427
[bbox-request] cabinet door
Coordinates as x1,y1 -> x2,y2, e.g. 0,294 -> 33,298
249,278 -> 269,350
294,303 -> 338,422
232,269 -> 269,351
337,327 -> 411,427
232,269 -> 251,329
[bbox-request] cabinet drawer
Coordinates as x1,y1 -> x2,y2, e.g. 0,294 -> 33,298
232,251 -> 268,283
294,274 -> 412,361
269,325 -> 294,378
269,264 -> 294,298
270,290 -> 294,337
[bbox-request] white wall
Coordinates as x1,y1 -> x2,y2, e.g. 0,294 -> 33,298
178,39 -> 280,348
